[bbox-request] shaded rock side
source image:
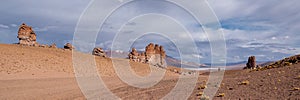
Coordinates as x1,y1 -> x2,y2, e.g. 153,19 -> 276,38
129,48 -> 139,62
93,47 -> 107,57
246,56 -> 256,69
64,43 -> 74,50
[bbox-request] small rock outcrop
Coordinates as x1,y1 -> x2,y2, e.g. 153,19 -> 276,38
246,56 -> 256,69
128,43 -> 166,67
17,23 -> 38,46
49,43 -> 57,48
261,54 -> 300,70
39,44 -> 49,48
93,47 -> 107,57
64,43 -> 74,50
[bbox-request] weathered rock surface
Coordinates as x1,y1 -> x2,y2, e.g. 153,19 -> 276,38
17,23 -> 38,46
246,56 -> 256,69
145,43 -> 155,62
128,48 -> 139,62
159,46 -> 166,59
64,43 -> 74,50
138,52 -> 146,63
93,47 -> 107,57
128,43 -> 166,67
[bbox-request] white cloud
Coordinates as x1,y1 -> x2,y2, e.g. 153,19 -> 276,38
34,26 -> 57,32
0,24 -> 9,29
284,36 -> 289,39
0,0 -> 299,63
10,24 -> 17,27
192,54 -> 203,59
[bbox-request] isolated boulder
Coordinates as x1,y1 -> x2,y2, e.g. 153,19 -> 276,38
93,47 -> 107,57
64,43 -> 74,50
17,23 -> 38,46
246,56 -> 256,69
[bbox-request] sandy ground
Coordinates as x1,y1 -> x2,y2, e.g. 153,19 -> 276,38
1,44 -> 299,100
0,44 -> 208,100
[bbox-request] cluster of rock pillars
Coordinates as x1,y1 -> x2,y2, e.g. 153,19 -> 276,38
16,23 -> 166,64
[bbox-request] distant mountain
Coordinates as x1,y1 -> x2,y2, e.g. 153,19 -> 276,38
105,50 -> 277,70
258,61 -> 275,67
200,61 -> 273,70
165,55 -> 207,68
204,61 -> 246,67
105,50 -> 128,58
204,61 -> 272,67
105,50 -> 207,68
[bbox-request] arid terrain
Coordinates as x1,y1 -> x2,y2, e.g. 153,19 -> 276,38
0,44 -> 205,100
0,44 -> 299,100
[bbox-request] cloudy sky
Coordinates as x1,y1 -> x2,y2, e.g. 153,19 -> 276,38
0,0 -> 299,63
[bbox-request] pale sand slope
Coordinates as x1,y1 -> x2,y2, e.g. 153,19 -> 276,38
0,44 -> 208,100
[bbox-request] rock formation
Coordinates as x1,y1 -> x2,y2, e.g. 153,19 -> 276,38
128,43 -> 166,67
246,56 -> 256,69
39,44 -> 49,48
64,43 -> 74,50
93,47 -> 107,57
138,52 -> 146,63
145,43 -> 155,62
17,23 -> 38,46
49,43 -> 57,48
159,46 -> 166,59
128,48 -> 139,62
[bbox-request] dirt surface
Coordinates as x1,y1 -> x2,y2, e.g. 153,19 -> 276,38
1,44 -> 299,100
0,44 -> 207,100
213,64 -> 300,100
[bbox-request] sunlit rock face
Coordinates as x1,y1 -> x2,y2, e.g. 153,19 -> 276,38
128,43 -> 166,67
128,48 -> 139,62
17,23 -> 38,46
